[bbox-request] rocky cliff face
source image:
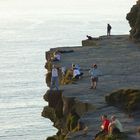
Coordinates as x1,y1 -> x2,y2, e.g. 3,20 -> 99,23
126,0 -> 140,41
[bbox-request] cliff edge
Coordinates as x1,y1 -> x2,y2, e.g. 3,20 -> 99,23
43,35 -> 140,140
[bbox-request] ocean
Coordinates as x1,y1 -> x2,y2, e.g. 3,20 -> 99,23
0,0 -> 136,139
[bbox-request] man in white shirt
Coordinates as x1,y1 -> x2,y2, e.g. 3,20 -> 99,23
50,65 -> 59,90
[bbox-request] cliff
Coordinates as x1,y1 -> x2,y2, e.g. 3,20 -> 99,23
126,0 -> 140,41
43,35 -> 140,140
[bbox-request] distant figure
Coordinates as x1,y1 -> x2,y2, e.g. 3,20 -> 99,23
50,65 -> 59,90
72,65 -> 83,79
53,52 -> 61,61
61,66 -> 66,76
107,24 -> 112,36
108,115 -> 123,135
94,115 -> 110,139
86,35 -> 93,40
75,64 -> 81,71
89,64 -> 102,89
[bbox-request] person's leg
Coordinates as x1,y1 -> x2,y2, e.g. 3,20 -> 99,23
50,77 -> 55,90
94,130 -> 104,139
90,78 -> 93,88
108,125 -> 113,135
107,30 -> 109,36
109,30 -> 111,36
93,81 -> 97,89
55,77 -> 59,90
93,77 -> 98,89
112,127 -> 120,135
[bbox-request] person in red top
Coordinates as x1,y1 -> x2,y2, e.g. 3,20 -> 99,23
94,115 -> 110,139
101,115 -> 110,132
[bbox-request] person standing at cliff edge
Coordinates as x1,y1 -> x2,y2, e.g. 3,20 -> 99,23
107,24 -> 112,36
50,65 -> 59,90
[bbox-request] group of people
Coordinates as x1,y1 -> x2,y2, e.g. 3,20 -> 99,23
49,24 -> 112,91
50,63 -> 84,90
50,63 -> 103,91
47,23 -> 125,139
94,115 -> 123,139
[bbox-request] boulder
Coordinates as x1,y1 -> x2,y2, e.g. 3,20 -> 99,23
126,0 -> 140,41
105,89 -> 140,113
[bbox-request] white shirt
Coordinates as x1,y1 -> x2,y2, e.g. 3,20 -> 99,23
55,54 -> 61,60
52,68 -> 58,77
73,69 -> 80,77
111,119 -> 123,132
61,66 -> 66,75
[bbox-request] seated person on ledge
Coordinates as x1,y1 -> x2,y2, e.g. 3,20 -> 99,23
72,65 -> 83,79
53,51 -> 61,61
94,115 -> 110,139
108,115 -> 123,135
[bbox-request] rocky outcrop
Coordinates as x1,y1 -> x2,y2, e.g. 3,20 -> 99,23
82,39 -> 98,46
42,90 -> 93,140
95,133 -> 127,140
105,89 -> 140,113
126,0 -> 140,41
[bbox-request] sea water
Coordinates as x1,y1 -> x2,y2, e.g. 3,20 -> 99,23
0,0 -> 136,139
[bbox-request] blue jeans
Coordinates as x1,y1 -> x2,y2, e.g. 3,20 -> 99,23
50,76 -> 59,90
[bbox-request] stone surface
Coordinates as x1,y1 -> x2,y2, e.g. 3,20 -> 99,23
44,35 -> 140,140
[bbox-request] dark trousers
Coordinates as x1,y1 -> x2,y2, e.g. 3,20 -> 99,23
94,130 -> 107,139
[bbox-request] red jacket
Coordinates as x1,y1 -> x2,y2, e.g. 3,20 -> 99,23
102,119 -> 110,132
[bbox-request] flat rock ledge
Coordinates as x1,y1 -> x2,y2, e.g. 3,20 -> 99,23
43,35 -> 140,140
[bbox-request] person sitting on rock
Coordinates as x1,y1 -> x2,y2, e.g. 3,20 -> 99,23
108,115 -> 123,135
53,51 -> 61,61
72,65 -> 83,79
50,65 -> 59,90
89,64 -> 102,89
94,115 -> 110,139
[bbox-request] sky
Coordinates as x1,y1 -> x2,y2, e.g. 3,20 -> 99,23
0,0 -> 136,12
0,0 -> 137,21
